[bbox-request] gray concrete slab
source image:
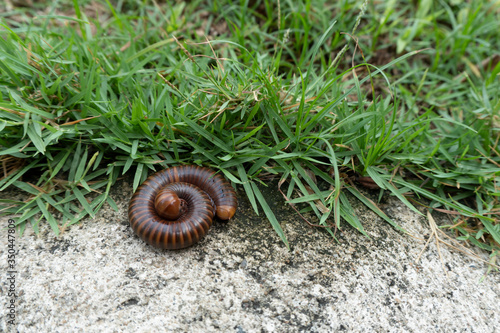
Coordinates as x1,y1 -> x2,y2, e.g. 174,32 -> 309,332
1,180 -> 499,332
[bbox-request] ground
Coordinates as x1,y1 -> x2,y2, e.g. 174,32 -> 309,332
1,179 -> 498,333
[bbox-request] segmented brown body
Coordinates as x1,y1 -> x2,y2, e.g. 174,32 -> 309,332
128,166 -> 238,250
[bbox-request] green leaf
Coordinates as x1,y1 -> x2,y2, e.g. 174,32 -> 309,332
73,187 -> 95,218
36,197 -> 59,235
251,182 -> 289,249
366,167 -> 422,216
237,165 -> 258,214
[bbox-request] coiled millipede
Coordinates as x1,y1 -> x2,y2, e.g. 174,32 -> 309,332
128,166 -> 238,249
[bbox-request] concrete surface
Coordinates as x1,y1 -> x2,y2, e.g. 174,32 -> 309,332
1,180 -> 499,333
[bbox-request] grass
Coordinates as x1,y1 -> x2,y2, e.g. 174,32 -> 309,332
0,0 -> 499,262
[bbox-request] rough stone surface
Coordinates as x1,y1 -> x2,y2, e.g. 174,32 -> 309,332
1,180 -> 499,333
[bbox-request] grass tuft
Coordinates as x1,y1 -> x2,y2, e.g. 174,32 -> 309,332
0,0 -> 498,262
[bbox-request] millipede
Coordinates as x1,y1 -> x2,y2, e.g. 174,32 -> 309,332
128,165 -> 238,250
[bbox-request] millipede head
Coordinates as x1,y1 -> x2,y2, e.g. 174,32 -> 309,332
154,188 -> 187,220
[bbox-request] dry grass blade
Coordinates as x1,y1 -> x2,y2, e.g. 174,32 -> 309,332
416,211 -> 500,273
1,155 -> 24,180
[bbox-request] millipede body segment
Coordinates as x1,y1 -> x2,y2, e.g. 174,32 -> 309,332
128,166 -> 238,249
